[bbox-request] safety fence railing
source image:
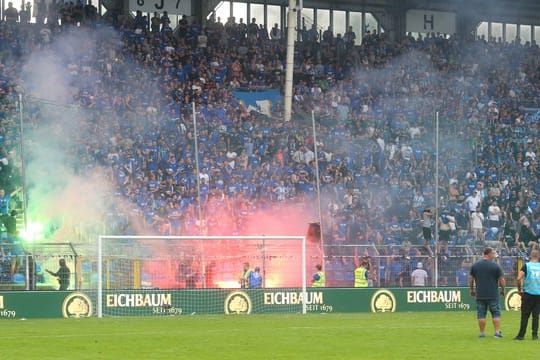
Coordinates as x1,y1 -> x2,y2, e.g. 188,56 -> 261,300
322,244 -> 520,288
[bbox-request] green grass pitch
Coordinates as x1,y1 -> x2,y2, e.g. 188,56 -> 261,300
0,312 -> 538,359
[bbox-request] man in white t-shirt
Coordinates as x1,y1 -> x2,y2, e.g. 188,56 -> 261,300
471,207 -> 485,243
411,262 -> 428,286
465,190 -> 482,213
487,200 -> 502,228
303,147 -> 315,165
525,146 -> 536,162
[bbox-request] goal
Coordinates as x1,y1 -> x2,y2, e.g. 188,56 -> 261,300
93,235 -> 312,317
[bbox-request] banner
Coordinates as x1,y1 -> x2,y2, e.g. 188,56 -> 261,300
0,288 -> 521,319
0,291 -> 93,319
232,89 -> 282,116
523,108 -> 540,125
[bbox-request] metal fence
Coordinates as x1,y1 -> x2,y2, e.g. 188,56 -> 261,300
0,241 -> 78,291
0,242 -> 523,291
322,244 -> 521,288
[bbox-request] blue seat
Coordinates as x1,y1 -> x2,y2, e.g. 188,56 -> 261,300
334,271 -> 345,281
0,273 -> 11,283
13,273 -> 24,284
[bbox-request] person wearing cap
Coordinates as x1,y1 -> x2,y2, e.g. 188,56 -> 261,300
514,249 -> 540,340
411,262 -> 428,287
248,266 -> 263,288
469,247 -> 505,338
311,264 -> 326,287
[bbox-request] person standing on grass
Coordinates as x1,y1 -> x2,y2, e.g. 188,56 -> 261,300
469,247 -> 505,338
514,249 -> 540,340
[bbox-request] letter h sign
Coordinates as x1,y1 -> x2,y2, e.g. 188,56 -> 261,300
424,14 -> 434,31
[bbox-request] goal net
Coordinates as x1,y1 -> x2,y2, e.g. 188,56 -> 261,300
93,235 -> 311,317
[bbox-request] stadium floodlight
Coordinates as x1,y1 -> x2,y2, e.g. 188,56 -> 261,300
96,235 -> 308,317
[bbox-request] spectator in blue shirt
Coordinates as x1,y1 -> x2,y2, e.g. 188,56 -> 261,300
248,266 -> 263,288
455,262 -> 470,286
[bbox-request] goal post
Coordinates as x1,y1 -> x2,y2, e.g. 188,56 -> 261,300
95,235 -> 310,317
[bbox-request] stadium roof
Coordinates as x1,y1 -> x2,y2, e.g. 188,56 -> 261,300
257,0 -> 540,25
302,0 -> 540,10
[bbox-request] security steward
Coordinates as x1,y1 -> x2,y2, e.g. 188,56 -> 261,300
354,260 -> 369,288
515,249 -> 540,340
312,264 -> 326,287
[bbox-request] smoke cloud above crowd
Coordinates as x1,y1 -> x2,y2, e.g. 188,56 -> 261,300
21,28 -> 116,240
19,25 -> 323,244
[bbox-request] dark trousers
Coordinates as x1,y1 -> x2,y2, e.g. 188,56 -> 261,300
517,293 -> 540,337
59,283 -> 69,291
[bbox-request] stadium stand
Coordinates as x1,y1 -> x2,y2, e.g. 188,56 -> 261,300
0,1 -> 539,287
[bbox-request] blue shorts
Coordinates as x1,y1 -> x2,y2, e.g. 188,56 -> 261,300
476,299 -> 501,319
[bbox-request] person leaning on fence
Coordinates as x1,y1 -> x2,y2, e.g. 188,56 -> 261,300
239,262 -> 251,288
514,249 -> 540,340
353,247 -> 376,287
397,260 -> 412,288
46,258 -> 70,291
469,247 -> 505,339
456,261 -> 470,286
411,262 -> 428,287
354,261 -> 369,287
312,264 -> 325,287
248,266 -> 263,288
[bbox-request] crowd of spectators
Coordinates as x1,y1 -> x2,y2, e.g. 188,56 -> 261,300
0,4 -> 539,286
